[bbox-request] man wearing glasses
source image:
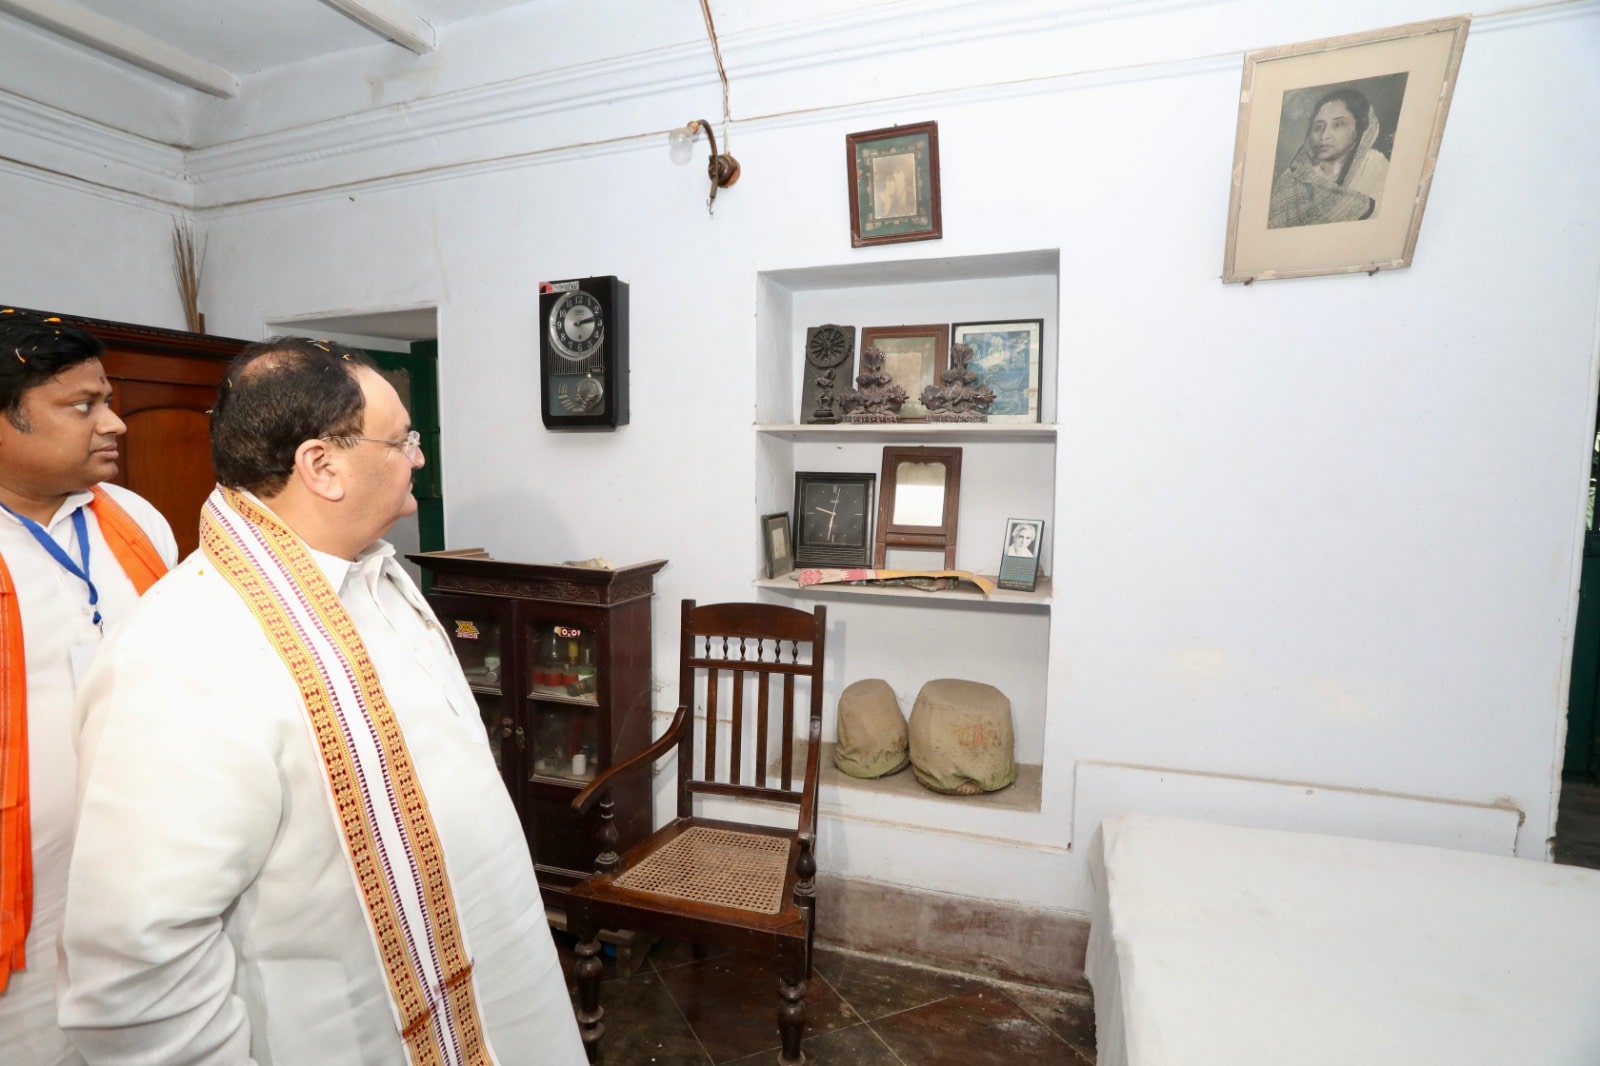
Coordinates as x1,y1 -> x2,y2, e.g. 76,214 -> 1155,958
60,338 -> 583,1064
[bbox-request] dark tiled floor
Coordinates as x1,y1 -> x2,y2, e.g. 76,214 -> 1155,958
552,932 -> 1095,1065
1554,778 -> 1600,869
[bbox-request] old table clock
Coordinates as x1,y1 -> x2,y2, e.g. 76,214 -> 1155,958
539,275 -> 629,430
793,471 -> 875,568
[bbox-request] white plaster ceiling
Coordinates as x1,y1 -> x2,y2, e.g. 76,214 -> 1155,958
0,0 -> 540,94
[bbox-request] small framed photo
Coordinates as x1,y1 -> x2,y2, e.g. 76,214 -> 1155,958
1222,16 -> 1470,283
860,325 -> 950,421
951,320 -> 1044,424
793,472 -> 876,569
761,512 -> 793,579
846,121 -> 942,248
997,518 -> 1044,593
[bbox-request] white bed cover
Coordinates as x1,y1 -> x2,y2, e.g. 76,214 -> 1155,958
1087,814 -> 1600,1066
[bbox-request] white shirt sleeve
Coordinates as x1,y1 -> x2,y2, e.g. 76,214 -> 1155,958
60,624 -> 276,1064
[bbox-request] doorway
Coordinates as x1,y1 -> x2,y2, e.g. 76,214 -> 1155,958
1558,394 -> 1600,868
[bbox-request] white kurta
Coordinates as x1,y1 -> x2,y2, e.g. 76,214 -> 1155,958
61,529 -> 585,1065
0,484 -> 177,1066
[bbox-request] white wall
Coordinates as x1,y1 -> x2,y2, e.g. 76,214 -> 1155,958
2,0 -> 1597,918
0,178 -> 187,326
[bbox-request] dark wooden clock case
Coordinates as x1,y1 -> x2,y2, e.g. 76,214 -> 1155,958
538,274 -> 629,431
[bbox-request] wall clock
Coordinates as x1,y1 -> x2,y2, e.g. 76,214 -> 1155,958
539,275 -> 629,430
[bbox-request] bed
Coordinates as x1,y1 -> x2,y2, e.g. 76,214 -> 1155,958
1087,814 -> 1600,1065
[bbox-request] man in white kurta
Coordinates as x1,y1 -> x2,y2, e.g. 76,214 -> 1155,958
0,310 -> 177,1066
60,339 -> 584,1064
0,486 -> 175,1066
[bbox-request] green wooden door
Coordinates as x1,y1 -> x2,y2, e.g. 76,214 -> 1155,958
366,341 -> 443,565
1567,530 -> 1600,778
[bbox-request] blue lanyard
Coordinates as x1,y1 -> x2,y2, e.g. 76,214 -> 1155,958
0,502 -> 101,628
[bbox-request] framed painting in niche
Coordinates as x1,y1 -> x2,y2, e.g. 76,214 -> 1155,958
846,121 -> 942,247
874,446 -> 962,569
1221,16 -> 1470,282
792,472 -> 876,569
951,320 -> 1043,424
859,325 -> 949,421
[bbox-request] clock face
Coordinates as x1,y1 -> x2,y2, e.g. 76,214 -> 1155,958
802,481 -> 867,546
548,290 -> 605,361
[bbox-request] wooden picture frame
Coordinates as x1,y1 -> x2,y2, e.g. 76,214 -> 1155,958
874,446 -> 962,569
951,320 -> 1043,424
793,472 -> 876,569
860,325 -> 949,421
846,121 -> 942,248
761,512 -> 793,579
996,518 -> 1043,592
1222,16 -> 1471,283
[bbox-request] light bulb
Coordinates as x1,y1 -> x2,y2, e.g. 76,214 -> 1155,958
667,123 -> 697,165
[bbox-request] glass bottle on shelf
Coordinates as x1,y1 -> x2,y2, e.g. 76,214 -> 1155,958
534,629 -> 561,690
568,644 -> 598,698
558,628 -> 580,688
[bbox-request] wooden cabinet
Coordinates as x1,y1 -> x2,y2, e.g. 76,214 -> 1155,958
406,551 -> 667,910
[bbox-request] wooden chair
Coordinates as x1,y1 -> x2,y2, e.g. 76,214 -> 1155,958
568,599 -> 828,1065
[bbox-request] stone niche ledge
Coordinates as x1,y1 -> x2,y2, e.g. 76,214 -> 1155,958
806,741 -> 1043,814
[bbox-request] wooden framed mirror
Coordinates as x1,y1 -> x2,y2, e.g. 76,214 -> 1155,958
874,446 -> 962,569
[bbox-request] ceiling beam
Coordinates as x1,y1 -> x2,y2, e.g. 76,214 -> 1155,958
0,0 -> 238,98
321,0 -> 436,55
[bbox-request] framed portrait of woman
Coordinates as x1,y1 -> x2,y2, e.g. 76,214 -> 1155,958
1222,16 -> 1470,283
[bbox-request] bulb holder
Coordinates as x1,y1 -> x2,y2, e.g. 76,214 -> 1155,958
671,118 -> 740,210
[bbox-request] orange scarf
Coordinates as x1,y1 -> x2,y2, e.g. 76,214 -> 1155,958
0,486 -> 167,991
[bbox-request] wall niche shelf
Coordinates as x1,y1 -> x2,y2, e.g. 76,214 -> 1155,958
754,574 -> 1052,610
755,422 -> 1057,443
753,248 -> 1061,781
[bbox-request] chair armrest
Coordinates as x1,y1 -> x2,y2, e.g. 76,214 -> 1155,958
570,705 -> 690,816
796,717 -> 824,843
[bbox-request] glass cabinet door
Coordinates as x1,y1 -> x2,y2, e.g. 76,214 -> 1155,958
435,606 -> 515,773
526,618 -> 600,784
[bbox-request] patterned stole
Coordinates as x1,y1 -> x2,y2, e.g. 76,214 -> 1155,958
199,486 -> 494,1066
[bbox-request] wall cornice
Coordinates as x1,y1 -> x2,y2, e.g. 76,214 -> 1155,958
0,88 -> 189,207
0,0 -> 1591,213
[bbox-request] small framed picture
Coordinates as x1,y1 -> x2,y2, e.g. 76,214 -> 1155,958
997,519 -> 1044,592
951,320 -> 1044,424
793,472 -> 876,569
761,512 -> 793,579
860,325 -> 950,421
1222,16 -> 1470,283
846,121 -> 942,248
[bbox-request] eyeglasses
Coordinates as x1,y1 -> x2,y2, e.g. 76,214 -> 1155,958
324,429 -> 422,460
